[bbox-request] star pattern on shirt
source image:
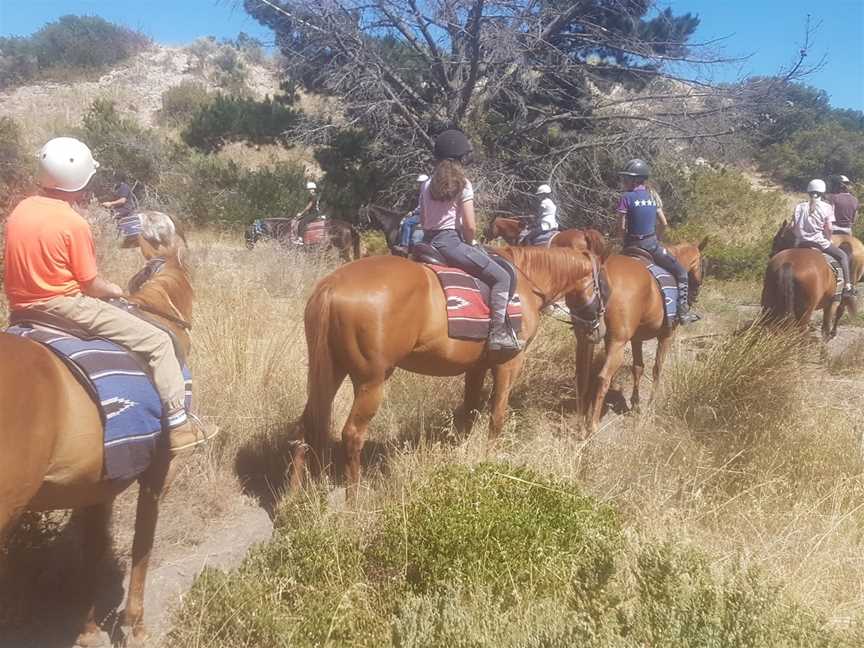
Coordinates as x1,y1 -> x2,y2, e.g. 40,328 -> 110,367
632,199 -> 656,207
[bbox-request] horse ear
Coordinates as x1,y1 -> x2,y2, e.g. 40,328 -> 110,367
698,236 -> 709,251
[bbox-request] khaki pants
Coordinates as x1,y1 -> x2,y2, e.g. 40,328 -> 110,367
28,294 -> 186,413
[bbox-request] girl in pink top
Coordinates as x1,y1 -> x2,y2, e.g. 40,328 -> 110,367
420,130 -> 518,352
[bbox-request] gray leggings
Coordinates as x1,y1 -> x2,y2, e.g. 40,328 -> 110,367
801,242 -> 850,284
425,229 -> 511,326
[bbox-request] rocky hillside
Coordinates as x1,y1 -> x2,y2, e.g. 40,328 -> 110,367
0,43 -> 281,149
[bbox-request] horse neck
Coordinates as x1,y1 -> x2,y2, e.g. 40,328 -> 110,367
667,243 -> 696,272
129,257 -> 193,351
505,246 -> 592,305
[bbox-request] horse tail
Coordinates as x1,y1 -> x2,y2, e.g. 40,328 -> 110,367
582,228 -> 607,259
762,261 -> 794,324
779,262 -> 795,321
303,285 -> 341,475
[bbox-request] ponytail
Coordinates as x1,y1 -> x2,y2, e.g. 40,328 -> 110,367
429,159 -> 466,202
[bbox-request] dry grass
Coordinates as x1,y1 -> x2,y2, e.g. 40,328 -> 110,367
2,217 -> 864,644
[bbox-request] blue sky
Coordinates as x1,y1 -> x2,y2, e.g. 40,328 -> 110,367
1,0 -> 861,110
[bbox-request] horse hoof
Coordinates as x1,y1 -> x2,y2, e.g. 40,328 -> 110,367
75,629 -> 109,647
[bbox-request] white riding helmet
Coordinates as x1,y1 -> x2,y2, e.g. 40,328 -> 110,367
416,174 -> 429,183
306,181 -> 318,190
37,137 -> 99,192
838,174 -> 851,184
535,184 -> 552,195
806,178 -> 826,194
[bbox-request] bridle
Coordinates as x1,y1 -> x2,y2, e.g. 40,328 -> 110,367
565,254 -> 606,335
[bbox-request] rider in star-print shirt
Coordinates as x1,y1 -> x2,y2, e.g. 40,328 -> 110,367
616,158 -> 699,324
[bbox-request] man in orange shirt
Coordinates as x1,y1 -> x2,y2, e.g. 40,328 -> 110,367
3,137 -> 212,455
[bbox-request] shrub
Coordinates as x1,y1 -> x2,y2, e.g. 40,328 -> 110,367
663,168 -> 782,279
157,155 -> 307,225
77,99 -> 164,190
182,95 -> 300,153
168,461 -> 859,647
0,15 -> 148,87
759,121 -> 864,190
663,323 -> 809,437
0,117 -> 31,214
369,463 -> 621,600
158,81 -> 214,126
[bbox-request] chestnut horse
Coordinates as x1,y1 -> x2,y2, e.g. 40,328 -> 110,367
0,213 -> 193,645
489,216 -> 607,255
293,246 -> 603,496
575,239 -> 708,434
832,233 -> 864,285
762,221 -> 857,339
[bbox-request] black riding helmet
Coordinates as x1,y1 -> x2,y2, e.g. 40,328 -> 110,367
618,158 -> 651,179
433,129 -> 472,161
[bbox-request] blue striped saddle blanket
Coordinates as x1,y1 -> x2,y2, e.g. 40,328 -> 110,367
623,249 -> 678,324
5,323 -> 191,481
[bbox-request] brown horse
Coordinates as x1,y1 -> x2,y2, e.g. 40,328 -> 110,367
762,221 -> 856,339
575,239 -> 708,434
832,233 -> 864,284
0,213 -> 193,645
293,246 -> 604,496
489,216 -> 607,255
245,217 -> 361,261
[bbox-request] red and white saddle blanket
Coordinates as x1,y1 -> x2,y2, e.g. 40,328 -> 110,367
427,264 -> 523,341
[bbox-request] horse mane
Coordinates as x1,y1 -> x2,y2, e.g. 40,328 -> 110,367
128,253 -> 193,320
499,245 -> 594,296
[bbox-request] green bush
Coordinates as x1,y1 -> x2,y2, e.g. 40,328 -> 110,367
0,15 -> 148,87
369,463 -> 621,599
168,462 -> 860,647
182,95 -> 300,152
158,81 -> 214,126
157,155 -> 307,225
77,99 -> 164,190
663,168 -> 781,279
759,121 -> 864,191
0,117 -> 31,214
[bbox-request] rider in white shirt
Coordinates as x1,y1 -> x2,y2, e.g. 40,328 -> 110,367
792,178 -> 853,296
523,184 -> 559,244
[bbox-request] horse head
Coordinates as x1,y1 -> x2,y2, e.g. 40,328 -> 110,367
504,246 -> 607,342
771,220 -> 796,256
127,211 -> 193,354
668,237 -> 708,305
367,204 -> 404,249
489,217 -> 523,244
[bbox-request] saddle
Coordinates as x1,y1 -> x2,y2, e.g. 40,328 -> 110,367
622,247 -> 679,325
411,242 -> 518,302
9,298 -> 187,365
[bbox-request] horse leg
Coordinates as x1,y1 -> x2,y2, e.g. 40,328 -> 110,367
458,368 -> 487,438
488,354 -> 526,443
342,378 -> 385,501
76,502 -> 114,648
122,452 -> 177,643
574,336 -> 595,415
588,340 -> 627,436
825,303 -> 840,340
631,339 -> 644,411
651,334 -> 674,403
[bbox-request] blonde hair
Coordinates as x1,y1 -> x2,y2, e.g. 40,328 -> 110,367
429,159 -> 466,202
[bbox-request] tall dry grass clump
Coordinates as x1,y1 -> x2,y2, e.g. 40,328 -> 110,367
664,321 -> 811,436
